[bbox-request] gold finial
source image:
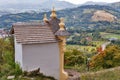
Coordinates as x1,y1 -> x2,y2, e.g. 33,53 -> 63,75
59,18 -> 65,30
50,7 -> 57,18
43,14 -> 48,22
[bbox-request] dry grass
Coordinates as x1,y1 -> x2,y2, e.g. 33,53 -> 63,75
81,67 -> 120,80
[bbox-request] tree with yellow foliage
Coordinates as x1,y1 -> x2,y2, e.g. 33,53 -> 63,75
90,45 -> 120,70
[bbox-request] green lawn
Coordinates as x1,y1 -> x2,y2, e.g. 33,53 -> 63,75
66,45 -> 96,53
100,32 -> 120,40
66,40 -> 106,53
91,41 -> 106,47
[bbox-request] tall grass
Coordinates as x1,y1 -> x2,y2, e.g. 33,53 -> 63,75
81,67 -> 120,80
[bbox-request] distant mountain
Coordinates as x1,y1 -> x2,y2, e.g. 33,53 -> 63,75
83,1 -> 108,5
0,0 -> 76,14
41,0 -> 76,10
109,2 -> 120,11
0,5 -> 120,29
61,5 -> 120,29
0,10 -> 11,16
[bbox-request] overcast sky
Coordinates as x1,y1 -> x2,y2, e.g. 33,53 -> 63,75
0,0 -> 42,4
60,0 -> 120,4
0,0 -> 119,5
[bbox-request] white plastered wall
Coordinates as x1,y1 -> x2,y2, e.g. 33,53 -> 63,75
22,42 -> 60,80
14,37 -> 23,67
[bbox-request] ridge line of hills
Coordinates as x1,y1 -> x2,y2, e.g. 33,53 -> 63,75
0,2 -> 120,29
0,1 -> 120,15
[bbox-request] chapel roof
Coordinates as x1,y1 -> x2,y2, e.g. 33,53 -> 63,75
11,22 -> 57,44
48,18 -> 60,33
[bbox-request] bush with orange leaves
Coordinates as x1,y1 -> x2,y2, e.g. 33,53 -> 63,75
90,45 -> 120,70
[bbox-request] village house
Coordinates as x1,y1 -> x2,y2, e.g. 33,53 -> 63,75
0,28 -> 8,38
10,8 -> 69,80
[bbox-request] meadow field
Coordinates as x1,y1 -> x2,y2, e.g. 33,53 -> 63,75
101,32 -> 120,40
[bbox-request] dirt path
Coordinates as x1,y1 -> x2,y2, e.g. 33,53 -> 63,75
65,69 -> 80,80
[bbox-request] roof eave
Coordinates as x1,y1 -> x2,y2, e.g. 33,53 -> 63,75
9,25 -> 14,34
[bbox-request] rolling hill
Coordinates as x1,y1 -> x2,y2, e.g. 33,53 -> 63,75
91,10 -> 117,22
0,0 -> 76,14
109,2 -> 120,11
83,1 -> 108,5
0,4 -> 120,29
59,5 -> 120,28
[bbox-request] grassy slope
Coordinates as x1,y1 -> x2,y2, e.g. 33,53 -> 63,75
67,45 -> 96,53
101,32 -> 120,40
81,67 -> 120,80
66,41 -> 105,53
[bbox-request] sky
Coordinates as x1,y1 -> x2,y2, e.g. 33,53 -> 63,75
60,0 -> 120,4
0,0 -> 120,5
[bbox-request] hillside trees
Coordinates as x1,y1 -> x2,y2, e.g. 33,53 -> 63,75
90,45 -> 120,69
92,31 -> 101,40
65,49 -> 85,66
0,37 -> 23,79
0,5 -> 120,29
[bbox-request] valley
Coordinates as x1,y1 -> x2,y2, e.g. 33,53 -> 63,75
0,1 -> 120,80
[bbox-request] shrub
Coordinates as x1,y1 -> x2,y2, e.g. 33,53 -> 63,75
14,63 -> 22,76
65,49 -> 85,66
90,45 -> 120,69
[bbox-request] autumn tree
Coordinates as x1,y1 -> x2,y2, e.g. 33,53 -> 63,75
90,45 -> 120,69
